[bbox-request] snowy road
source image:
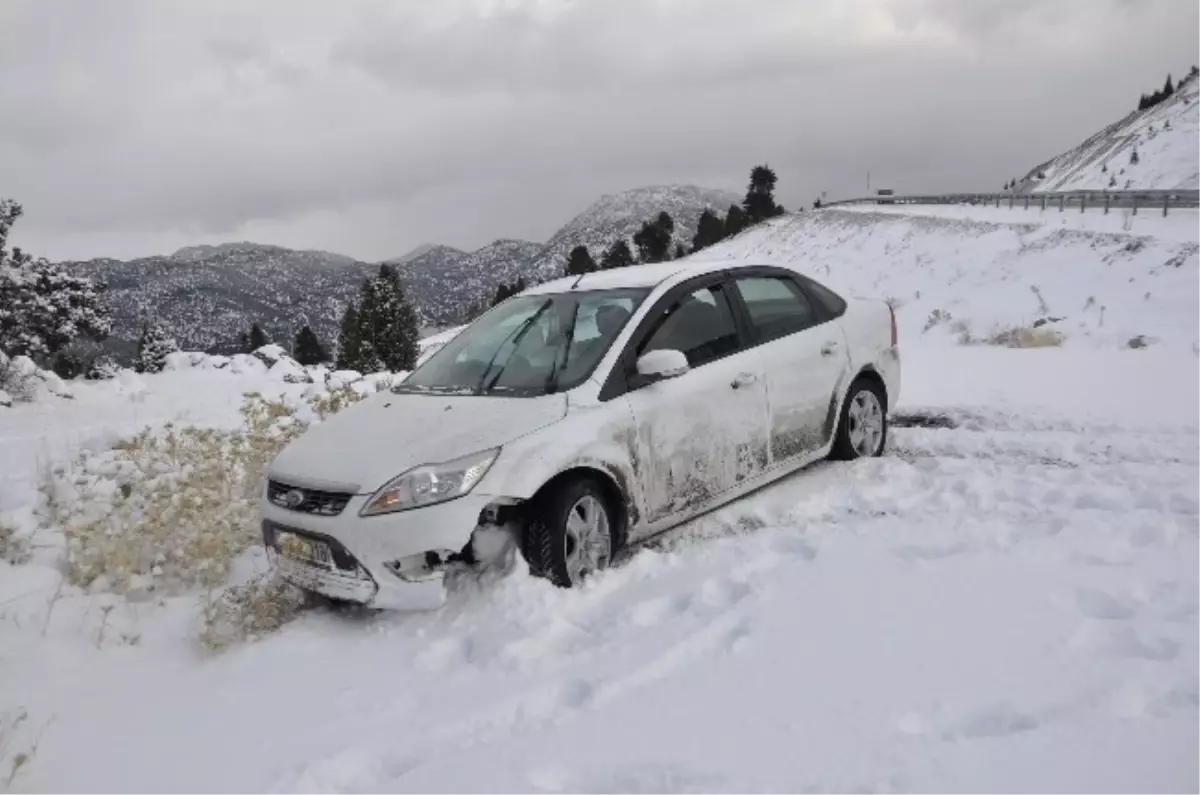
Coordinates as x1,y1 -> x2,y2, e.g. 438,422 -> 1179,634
1,346 -> 1196,792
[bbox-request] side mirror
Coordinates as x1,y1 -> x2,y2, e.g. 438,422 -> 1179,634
635,349 -> 689,382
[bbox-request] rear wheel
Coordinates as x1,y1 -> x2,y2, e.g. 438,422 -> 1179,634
830,377 -> 888,460
522,478 -> 614,588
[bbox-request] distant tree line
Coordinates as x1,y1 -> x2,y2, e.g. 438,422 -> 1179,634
561,163 -> 787,281
1142,73 -> 1180,110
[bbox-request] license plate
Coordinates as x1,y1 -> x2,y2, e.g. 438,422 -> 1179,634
277,531 -> 333,566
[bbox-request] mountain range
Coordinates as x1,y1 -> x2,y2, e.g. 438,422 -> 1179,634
65,184 -> 739,361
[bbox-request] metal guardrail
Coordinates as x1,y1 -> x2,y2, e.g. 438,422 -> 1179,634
822,189 -> 1200,216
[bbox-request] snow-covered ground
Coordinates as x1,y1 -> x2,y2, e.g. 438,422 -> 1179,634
1,345 -> 1195,792
691,206 -> 1199,354
1,203 -> 1196,792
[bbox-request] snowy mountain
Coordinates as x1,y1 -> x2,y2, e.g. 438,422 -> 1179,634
528,184 -> 740,281
67,185 -> 737,352
393,239 -> 543,324
68,243 -> 377,361
1017,71 -> 1199,192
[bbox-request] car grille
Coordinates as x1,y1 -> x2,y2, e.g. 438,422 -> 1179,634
266,479 -> 353,516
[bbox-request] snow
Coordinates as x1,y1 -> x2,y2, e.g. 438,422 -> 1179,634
1020,73 -> 1199,193
1,203 -> 1196,792
690,206 -> 1199,353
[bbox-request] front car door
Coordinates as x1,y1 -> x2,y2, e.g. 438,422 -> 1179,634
729,271 -> 850,466
605,275 -> 770,532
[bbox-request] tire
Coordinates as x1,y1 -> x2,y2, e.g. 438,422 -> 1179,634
522,477 -> 615,588
830,377 -> 888,461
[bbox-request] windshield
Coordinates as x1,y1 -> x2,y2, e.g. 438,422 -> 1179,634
397,288 -> 649,396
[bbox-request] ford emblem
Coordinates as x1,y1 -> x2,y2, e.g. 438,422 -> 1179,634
283,489 -> 306,509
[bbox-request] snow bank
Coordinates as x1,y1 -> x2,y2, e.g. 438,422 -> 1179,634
691,206 -> 1199,352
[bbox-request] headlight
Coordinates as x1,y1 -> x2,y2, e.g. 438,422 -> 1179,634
359,448 -> 500,516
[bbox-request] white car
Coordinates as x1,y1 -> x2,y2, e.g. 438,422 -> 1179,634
261,259 -> 900,609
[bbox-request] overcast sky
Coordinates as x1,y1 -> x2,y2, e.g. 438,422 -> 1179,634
2,0 -> 1196,262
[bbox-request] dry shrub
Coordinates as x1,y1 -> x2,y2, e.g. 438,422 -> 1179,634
956,324 -> 1064,348
47,387 -> 367,596
0,523 -> 31,566
199,574 -> 306,652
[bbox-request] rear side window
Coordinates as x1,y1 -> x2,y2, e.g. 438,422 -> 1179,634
800,276 -> 848,318
734,276 -> 819,343
639,284 -> 740,368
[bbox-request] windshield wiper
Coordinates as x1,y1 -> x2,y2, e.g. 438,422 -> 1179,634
475,298 -> 552,395
544,301 -> 579,394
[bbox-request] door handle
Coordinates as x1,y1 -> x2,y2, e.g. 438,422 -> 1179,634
821,340 -> 840,356
731,372 -> 758,389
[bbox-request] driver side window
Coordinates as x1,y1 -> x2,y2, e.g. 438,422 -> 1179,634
638,283 -> 740,369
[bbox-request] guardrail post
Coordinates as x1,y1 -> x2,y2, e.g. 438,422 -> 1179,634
1132,196 -> 1138,215
1024,195 -> 1030,210
1163,195 -> 1169,217
1041,195 -> 1047,211
1104,194 -> 1110,214
1059,195 -> 1065,212
1080,193 -> 1086,213
995,195 -> 1000,208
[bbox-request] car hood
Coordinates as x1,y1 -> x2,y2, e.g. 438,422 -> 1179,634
268,390 -> 568,494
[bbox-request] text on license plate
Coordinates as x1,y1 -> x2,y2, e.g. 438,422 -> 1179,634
277,531 -> 333,566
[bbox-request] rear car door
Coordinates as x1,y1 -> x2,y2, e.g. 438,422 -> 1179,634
607,276 -> 770,528
730,271 -> 849,465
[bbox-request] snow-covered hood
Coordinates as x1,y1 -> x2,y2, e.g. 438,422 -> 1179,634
269,391 -> 568,494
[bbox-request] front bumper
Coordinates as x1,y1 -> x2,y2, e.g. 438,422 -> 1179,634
260,491 -> 495,610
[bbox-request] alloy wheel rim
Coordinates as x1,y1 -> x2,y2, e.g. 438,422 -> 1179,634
563,495 -> 611,584
848,390 -> 884,457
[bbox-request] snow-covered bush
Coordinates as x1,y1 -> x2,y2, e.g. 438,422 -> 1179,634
199,574 -> 306,652
44,388 -> 368,597
84,354 -> 121,381
962,325 -> 1065,348
0,521 -> 31,565
133,321 -> 178,374
0,199 -> 111,362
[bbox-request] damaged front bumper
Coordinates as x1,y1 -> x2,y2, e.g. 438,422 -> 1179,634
260,491 -> 503,611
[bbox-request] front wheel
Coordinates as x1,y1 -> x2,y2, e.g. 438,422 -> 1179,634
830,378 -> 888,460
522,478 -> 614,588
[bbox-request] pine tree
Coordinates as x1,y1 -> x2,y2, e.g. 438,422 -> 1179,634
674,243 -> 687,260
336,303 -> 362,370
1163,74 -> 1174,98
134,320 -> 178,374
691,208 -> 725,252
723,204 -> 749,238
0,199 -> 111,361
600,239 -> 634,270
813,197 -> 823,209
565,245 -> 598,277
247,323 -> 268,351
354,265 -> 419,373
293,325 -> 328,366
742,165 -> 784,224
632,212 -> 675,264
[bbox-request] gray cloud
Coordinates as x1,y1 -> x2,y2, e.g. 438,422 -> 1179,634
2,0 -> 1196,261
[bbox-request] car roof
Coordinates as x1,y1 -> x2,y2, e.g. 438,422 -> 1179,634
525,258 -> 758,295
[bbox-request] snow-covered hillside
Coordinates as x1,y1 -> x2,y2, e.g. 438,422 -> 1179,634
527,184 -> 741,281
690,205 -> 1199,353
1018,72 -> 1199,192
